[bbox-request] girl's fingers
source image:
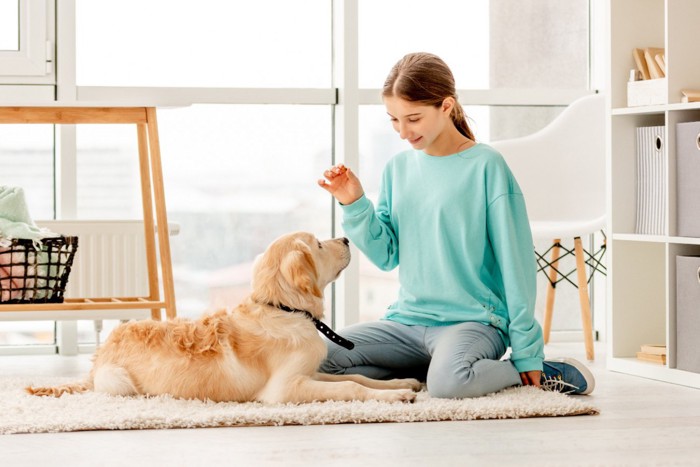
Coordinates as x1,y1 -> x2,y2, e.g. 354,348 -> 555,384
324,164 -> 348,176
317,179 -> 330,191
345,167 -> 358,182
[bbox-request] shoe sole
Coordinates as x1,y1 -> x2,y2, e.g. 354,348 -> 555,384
546,357 -> 595,395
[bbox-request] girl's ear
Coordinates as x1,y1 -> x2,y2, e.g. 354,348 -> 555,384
441,96 -> 455,114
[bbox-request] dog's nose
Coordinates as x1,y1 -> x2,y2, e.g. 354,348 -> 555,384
342,237 -> 349,245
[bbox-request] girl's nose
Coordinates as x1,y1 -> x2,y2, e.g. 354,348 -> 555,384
398,123 -> 409,140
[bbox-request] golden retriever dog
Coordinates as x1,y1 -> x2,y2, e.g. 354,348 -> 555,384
26,232 -> 421,404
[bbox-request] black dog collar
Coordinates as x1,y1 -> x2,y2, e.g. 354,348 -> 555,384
273,303 -> 355,350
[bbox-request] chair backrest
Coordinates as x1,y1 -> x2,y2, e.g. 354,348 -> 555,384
489,94 -> 606,225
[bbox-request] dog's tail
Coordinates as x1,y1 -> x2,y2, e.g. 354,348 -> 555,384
25,380 -> 93,397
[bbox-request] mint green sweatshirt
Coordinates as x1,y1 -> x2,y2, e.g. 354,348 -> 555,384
341,143 -> 544,373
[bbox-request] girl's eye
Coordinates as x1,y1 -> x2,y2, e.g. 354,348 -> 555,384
408,118 -> 420,123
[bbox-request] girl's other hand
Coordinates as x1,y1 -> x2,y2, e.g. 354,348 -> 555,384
317,164 -> 364,205
520,370 -> 542,388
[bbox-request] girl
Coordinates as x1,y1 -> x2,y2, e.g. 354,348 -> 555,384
317,52 -> 594,398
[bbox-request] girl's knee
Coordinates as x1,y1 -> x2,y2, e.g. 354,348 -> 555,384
427,372 -> 491,399
319,345 -> 350,374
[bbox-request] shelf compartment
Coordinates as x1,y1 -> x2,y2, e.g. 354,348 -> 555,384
610,240 -> 666,359
667,243 -> 700,370
610,0 -> 664,109
608,357 -> 700,389
610,113 -> 666,235
611,233 -> 667,243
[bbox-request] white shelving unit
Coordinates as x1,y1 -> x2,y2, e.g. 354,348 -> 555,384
607,0 -> 700,388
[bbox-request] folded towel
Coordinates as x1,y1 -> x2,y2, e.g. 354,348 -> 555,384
0,186 -> 59,248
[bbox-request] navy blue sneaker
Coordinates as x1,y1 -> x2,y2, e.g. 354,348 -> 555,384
541,358 -> 595,395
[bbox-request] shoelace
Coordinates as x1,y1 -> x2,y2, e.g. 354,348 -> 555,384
541,376 -> 580,394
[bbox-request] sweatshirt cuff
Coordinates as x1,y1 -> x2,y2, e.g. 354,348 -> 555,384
511,357 -> 544,374
340,194 -> 372,217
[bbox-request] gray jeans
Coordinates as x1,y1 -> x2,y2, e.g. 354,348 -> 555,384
319,320 -> 522,398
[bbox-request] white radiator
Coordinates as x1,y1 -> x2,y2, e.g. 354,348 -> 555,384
42,220 -> 150,299
1,221 -> 157,321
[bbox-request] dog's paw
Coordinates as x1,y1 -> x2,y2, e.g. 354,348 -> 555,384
388,378 -> 424,392
381,389 -> 417,403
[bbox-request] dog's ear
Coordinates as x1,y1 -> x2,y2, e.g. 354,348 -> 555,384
280,241 -> 322,298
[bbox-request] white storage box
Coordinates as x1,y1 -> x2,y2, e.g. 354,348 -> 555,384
676,255 -> 700,374
627,78 -> 667,107
635,125 -> 666,235
676,121 -> 700,237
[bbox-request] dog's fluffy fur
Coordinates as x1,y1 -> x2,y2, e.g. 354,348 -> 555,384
26,232 -> 421,404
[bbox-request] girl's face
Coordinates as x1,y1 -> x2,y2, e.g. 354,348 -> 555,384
384,96 -> 453,152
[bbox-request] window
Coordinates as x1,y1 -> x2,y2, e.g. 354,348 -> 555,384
159,105 -> 333,317
358,0 -> 490,89
76,125 -> 141,219
2,1 -> 597,351
76,0 -> 331,87
74,105 -> 333,321
0,124 -> 54,220
0,0 -> 52,80
0,0 -> 19,51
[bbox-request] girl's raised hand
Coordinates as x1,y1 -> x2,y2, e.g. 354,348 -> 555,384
317,164 -> 364,205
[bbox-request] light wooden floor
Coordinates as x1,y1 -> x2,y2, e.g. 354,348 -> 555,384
1,341 -> 699,467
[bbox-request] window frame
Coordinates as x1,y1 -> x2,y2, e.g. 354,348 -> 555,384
0,0 -> 54,84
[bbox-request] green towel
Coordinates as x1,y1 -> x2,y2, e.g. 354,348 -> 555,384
0,185 -> 59,248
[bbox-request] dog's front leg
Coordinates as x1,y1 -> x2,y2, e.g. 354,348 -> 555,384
258,375 -> 417,404
313,372 -> 423,392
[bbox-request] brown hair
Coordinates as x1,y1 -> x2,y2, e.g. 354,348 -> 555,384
382,52 -> 475,141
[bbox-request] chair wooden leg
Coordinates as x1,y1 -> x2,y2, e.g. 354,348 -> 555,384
543,239 -> 561,344
137,123 -> 162,321
146,108 -> 177,320
574,237 -> 595,361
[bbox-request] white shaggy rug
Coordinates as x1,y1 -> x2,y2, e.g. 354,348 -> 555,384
0,376 -> 598,435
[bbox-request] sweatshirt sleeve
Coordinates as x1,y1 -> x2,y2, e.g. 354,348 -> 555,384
487,193 -> 544,373
340,172 -> 399,271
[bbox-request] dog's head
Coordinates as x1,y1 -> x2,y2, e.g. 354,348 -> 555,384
250,232 -> 351,316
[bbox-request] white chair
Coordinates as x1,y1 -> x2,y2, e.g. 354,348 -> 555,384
490,94 -> 606,361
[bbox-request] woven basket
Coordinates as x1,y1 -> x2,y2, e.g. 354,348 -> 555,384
0,236 -> 79,304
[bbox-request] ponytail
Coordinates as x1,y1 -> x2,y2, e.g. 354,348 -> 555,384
451,100 -> 475,141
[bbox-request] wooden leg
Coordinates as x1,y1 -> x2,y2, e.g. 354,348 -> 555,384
543,239 -> 561,344
574,237 -> 595,361
137,123 -> 162,321
146,108 -> 177,320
